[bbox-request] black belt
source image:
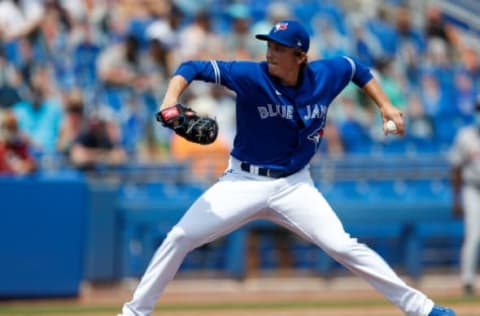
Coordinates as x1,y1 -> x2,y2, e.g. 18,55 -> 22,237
240,162 -> 298,178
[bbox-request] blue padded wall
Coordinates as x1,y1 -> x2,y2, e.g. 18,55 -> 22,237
0,175 -> 87,297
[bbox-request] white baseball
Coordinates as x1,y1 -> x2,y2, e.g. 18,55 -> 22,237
385,120 -> 397,134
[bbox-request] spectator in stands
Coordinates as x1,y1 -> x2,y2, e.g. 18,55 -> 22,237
422,27 -> 457,110
349,17 -> 382,67
0,110 -> 36,175
393,5 -> 426,56
449,98 -> 480,297
102,5 -> 131,44
459,46 -> 480,94
69,106 -> 127,171
338,95 -> 372,153
70,19 -> 103,91
365,5 -> 397,58
0,56 -> 21,109
424,4 -> 459,56
97,33 -> 142,90
116,92 -> 150,159
0,0 -> 52,74
170,133 -> 230,181
96,32 -> 148,116
57,88 -> 86,156
249,2 -> 291,59
142,3 -> 182,90
251,2 -> 290,32
14,37 -> 39,87
173,0 -> 209,17
223,3 -> 256,60
393,5 -> 427,88
145,4 -> 182,55
175,10 -> 223,61
454,69 -> 477,117
43,0 -> 73,34
419,71 -> 450,118
68,6 -> 105,47
42,0 -> 75,90
131,29 -> 176,162
373,57 -> 407,112
405,93 -> 434,141
424,5 -> 449,43
0,0 -> 475,169
143,26 -> 174,99
319,118 -> 344,156
12,67 -> 63,154
311,17 -> 349,59
0,0 -> 45,42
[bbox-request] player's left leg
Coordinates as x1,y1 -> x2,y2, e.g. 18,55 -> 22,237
266,170 -> 436,316
461,185 -> 480,294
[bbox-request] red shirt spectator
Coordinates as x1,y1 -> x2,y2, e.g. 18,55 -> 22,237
0,110 -> 36,175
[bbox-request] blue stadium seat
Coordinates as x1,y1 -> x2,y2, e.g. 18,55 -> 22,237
408,137 -> 442,154
368,179 -> 409,202
335,179 -> 371,200
405,220 -> 464,278
381,138 -> 409,154
73,42 -> 101,88
406,179 -> 451,202
181,239 -> 226,271
339,120 -> 373,154
347,222 -> 405,267
433,115 -> 459,145
291,238 -> 317,269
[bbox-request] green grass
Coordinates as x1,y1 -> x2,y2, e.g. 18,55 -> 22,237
0,296 -> 476,315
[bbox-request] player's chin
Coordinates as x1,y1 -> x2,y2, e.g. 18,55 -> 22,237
267,64 -> 280,76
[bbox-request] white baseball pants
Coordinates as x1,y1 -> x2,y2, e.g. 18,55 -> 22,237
461,185 -> 480,286
121,157 -> 434,316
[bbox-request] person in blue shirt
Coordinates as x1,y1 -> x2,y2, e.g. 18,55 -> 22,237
119,20 -> 455,316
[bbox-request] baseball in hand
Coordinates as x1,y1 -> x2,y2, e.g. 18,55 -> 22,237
384,120 -> 398,134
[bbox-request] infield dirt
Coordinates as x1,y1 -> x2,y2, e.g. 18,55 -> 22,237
2,272 -> 478,315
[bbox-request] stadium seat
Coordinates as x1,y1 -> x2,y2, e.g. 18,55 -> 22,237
381,138 -> 409,155
405,220 -> 464,278
408,137 -> 442,154
368,179 -> 409,202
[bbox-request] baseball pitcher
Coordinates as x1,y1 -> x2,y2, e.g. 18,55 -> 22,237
119,20 -> 455,316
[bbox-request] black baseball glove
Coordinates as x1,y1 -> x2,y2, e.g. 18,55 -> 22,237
156,104 -> 218,145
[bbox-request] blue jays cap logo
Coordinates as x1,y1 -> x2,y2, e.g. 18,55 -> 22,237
255,20 -> 310,52
274,22 -> 288,32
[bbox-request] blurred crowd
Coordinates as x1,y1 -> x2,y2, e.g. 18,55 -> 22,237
0,0 -> 479,177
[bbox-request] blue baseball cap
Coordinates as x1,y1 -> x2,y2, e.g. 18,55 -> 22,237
255,20 -> 310,52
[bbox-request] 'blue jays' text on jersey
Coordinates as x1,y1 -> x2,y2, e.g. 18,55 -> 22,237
175,56 -> 373,172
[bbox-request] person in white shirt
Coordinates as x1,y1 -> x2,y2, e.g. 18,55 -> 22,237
0,0 -> 45,41
449,99 -> 480,296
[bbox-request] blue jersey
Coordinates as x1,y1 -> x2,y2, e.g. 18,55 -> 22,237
175,56 -> 373,172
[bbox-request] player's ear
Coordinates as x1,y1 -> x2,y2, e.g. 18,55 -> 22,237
294,50 -> 307,64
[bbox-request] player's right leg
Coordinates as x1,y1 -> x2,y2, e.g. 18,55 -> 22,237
119,170 -> 274,316
461,186 -> 480,295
